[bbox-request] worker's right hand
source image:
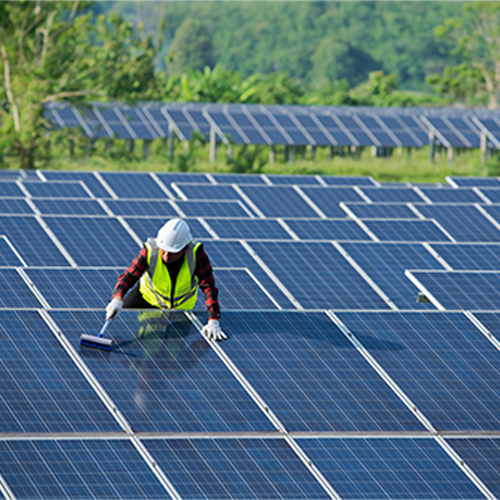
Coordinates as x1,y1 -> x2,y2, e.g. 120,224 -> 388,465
106,298 -> 123,321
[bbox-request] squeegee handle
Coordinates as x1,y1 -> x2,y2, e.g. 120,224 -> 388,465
98,320 -> 111,338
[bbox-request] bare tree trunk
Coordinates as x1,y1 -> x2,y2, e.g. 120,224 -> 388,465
1,44 -> 21,132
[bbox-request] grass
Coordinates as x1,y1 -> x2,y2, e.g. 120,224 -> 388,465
6,137 -> 499,184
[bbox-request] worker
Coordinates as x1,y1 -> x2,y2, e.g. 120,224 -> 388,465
105,218 -> 226,341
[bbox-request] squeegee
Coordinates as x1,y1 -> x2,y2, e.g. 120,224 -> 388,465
80,320 -> 114,350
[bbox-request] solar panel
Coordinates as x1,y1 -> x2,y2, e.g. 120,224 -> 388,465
124,217 -> 213,242
0,439 -> 168,499
103,199 -> 178,217
32,199 -> 108,216
172,183 -> 243,201
265,174 -> 322,186
49,310 -> 276,433
237,186 -> 321,218
249,241 -> 392,310
447,176 -> 500,188
25,268 -> 120,309
320,175 -> 376,186
0,236 -> 25,266
206,218 -> 293,240
419,187 -> 485,204
22,181 -> 91,199
337,311 -> 500,430
340,242 -> 444,309
415,205 -> 500,242
40,170 -> 112,198
408,270 -> 500,310
298,437 -> 482,500
477,189 -> 500,203
0,269 -> 42,308
343,203 -> 420,219
199,311 -> 423,431
176,200 -> 252,218
360,187 -> 424,203
144,437 -> 330,500
285,219 -> 370,241
430,243 -> 500,270
0,310 -> 120,432
99,172 -> 170,199
0,182 -> 28,197
155,172 -> 212,187
362,220 -> 452,242
210,173 -> 267,185
93,105 -> 134,139
0,216 -> 70,266
298,187 -> 365,217
0,198 -> 34,215
202,240 -> 295,309
43,217 -> 140,267
447,438 -> 500,498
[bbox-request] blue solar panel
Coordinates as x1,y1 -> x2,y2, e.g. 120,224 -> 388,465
156,173 -> 212,187
419,188 -> 484,204
340,242 -> 444,309
320,176 -> 376,186
0,182 -> 27,197
0,216 -> 69,266
333,115 -> 372,146
99,173 -> 170,199
299,187 -> 365,218
448,177 -> 500,188
103,199 -> 178,217
285,219 -> 370,241
120,106 -> 157,140
0,310 -> 120,432
212,268 -> 279,310
416,205 -> 500,242
211,173 -> 267,185
198,311 -> 423,432
425,116 -> 477,148
356,114 -> 399,147
32,199 -> 108,216
360,187 -> 424,203
481,205 -> 500,225
478,189 -> 500,203
206,218 -> 293,240
94,106 -> 134,139
202,240 -> 295,309
238,186 -> 320,218
50,310 -> 275,433
265,175 -> 322,186
430,243 -> 500,270
447,438 -> 500,498
40,170 -> 111,197
124,217 -> 212,243
173,183 -> 243,201
0,198 -> 34,215
25,268 -> 120,309
43,217 -> 140,266
249,241 -> 392,310
0,237 -> 24,266
0,439 -> 168,499
470,312 -> 500,341
409,270 -> 500,310
176,200 -> 252,218
0,270 -> 42,308
343,203 -> 420,219
144,437 -> 330,500
22,181 -> 91,199
363,220 -> 452,242
299,438 -> 482,500
337,311 -> 500,430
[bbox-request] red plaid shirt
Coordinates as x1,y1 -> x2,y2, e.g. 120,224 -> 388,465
112,243 -> 220,320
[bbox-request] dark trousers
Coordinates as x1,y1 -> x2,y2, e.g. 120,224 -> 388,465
123,285 -> 158,309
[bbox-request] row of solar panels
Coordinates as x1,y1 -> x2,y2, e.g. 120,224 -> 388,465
45,101 -> 500,150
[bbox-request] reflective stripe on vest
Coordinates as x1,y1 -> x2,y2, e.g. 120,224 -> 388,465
139,239 -> 200,309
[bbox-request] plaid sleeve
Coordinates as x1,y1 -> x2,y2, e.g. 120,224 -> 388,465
112,247 -> 148,299
195,244 -> 221,320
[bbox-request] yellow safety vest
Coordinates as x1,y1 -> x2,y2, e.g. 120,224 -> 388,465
139,238 -> 201,310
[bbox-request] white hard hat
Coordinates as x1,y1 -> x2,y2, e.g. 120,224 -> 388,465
156,218 -> 192,252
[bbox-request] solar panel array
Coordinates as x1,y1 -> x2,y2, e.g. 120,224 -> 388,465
2,168 -> 500,499
45,102 -> 500,151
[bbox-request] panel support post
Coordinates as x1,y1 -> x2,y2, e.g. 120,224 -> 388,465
407,147 -> 412,162
143,140 -> 151,161
429,132 -> 435,163
288,145 -> 294,164
269,144 -> 275,164
481,131 -> 487,166
209,126 -> 216,163
168,124 -> 175,161
69,139 -> 74,159
328,146 -> 334,160
129,140 -> 135,155
447,146 -> 454,164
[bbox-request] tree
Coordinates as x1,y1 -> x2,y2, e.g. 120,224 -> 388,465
434,2 -> 500,109
168,19 -> 215,75
0,2 -> 161,168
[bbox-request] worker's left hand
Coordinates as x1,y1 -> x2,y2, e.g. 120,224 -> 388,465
201,319 -> 227,341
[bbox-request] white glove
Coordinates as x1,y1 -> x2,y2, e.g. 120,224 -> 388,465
201,320 -> 227,341
106,298 -> 123,321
